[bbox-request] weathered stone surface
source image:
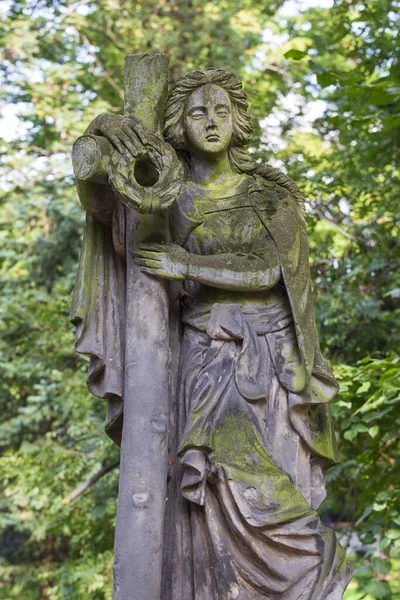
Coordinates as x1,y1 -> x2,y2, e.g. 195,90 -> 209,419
71,54 -> 353,600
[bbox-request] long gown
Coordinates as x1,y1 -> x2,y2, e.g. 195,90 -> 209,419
161,175 -> 353,599
71,172 -> 353,599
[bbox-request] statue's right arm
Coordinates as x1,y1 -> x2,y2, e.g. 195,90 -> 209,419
84,114 -> 141,156
75,179 -> 115,226
74,114 -> 141,225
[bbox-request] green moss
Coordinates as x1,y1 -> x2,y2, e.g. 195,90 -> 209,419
211,413 -> 312,518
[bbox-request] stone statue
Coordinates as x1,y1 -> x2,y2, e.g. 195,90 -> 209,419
71,54 -> 353,600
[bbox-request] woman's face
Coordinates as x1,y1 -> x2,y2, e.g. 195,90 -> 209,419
183,84 -> 233,157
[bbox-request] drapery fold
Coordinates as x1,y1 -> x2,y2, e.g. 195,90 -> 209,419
70,210 -> 126,444
173,298 -> 352,599
180,298 -> 339,472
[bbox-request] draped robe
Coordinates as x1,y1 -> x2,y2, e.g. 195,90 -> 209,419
71,174 -> 353,599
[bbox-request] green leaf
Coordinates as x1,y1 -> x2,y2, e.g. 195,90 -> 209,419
373,502 -> 387,512
284,49 -> 307,60
375,491 -> 390,502
379,537 -> 391,550
369,89 -> 396,106
317,72 -> 337,88
338,400 -> 352,409
355,503 -> 373,525
336,72 -> 364,85
365,579 -> 391,599
372,557 -> 391,577
357,381 -> 371,394
386,529 -> 400,540
344,429 -> 358,441
369,425 -> 379,438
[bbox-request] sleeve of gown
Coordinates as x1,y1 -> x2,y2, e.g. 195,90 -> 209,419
71,182 -> 126,446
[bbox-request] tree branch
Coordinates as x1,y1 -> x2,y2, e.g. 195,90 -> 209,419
81,33 -> 124,100
62,460 -> 119,505
41,0 -> 92,36
261,63 -> 287,78
312,207 -> 369,248
86,24 -> 125,52
311,258 -> 331,268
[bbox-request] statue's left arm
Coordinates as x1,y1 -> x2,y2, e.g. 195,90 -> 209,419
134,243 -> 280,291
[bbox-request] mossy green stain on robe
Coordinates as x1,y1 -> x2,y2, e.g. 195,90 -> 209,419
211,413 -> 314,526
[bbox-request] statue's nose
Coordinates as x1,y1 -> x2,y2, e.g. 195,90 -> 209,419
207,118 -> 217,130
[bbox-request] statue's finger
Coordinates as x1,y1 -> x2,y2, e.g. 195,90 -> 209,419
133,250 -> 162,260
119,132 -> 138,156
131,121 -> 149,143
132,122 -> 162,150
124,126 -> 146,152
109,134 -> 126,155
134,258 -> 162,269
144,259 -> 163,269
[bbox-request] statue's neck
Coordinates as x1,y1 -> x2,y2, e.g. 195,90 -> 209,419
189,151 -> 235,187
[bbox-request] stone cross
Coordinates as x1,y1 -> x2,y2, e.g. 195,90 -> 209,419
112,54 -> 171,600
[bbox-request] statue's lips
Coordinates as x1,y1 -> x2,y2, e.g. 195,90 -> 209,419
206,135 -> 220,141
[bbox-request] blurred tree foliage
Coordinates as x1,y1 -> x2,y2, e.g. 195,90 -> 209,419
0,1 -> 399,598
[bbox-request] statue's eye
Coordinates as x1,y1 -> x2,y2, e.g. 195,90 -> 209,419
191,111 -> 205,120
217,110 -> 229,117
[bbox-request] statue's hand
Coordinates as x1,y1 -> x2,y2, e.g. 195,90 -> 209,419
134,243 -> 189,281
84,115 -> 183,212
86,114 -> 143,157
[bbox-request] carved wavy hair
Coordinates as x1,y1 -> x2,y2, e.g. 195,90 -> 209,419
163,67 -> 304,210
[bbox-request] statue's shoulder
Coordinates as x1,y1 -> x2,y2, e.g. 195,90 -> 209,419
250,167 -> 305,218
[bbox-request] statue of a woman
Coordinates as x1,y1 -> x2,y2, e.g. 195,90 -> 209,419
72,66 -> 352,599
